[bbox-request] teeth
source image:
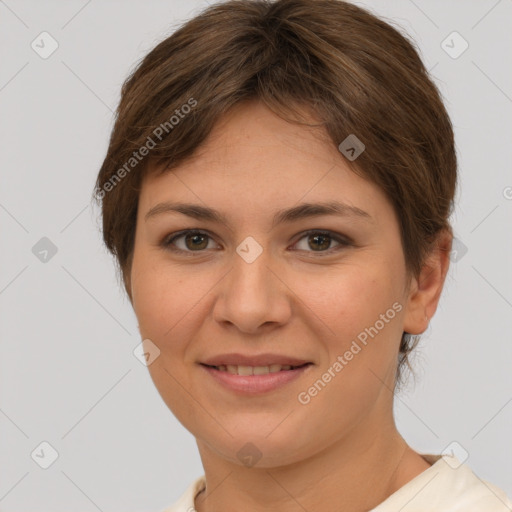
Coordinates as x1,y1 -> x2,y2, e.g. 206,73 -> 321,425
217,364 -> 296,375
226,365 -> 238,374
237,365 -> 253,376
253,366 -> 270,375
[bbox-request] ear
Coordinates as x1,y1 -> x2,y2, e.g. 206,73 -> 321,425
402,228 -> 452,335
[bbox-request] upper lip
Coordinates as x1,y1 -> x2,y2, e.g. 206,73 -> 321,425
200,353 -> 312,367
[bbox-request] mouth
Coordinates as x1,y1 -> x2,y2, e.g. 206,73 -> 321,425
200,362 -> 312,375
199,362 -> 313,394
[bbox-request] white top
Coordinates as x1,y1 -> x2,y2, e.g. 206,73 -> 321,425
161,454 -> 512,512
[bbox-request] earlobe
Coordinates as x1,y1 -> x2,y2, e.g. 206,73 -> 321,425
402,229 -> 452,335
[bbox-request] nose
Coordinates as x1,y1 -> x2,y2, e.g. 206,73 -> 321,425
212,245 -> 292,334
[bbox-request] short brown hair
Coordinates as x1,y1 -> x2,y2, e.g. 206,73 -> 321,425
93,0 -> 457,384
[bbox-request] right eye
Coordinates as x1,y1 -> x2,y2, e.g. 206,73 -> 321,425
161,230 -> 221,254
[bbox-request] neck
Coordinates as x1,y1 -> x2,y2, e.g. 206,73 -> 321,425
194,417 -> 431,512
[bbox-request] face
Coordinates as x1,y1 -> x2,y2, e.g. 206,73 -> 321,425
129,99 -> 418,468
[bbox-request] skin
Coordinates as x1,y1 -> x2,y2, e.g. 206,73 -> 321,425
128,99 -> 451,512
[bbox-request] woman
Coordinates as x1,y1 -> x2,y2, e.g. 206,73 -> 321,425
94,0 -> 512,510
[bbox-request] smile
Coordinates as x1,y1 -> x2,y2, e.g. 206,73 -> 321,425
205,363 -> 309,375
199,362 -> 313,394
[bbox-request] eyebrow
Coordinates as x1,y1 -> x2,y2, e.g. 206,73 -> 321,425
144,200 -> 372,227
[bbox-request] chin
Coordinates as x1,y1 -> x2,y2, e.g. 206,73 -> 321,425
195,420 -> 320,470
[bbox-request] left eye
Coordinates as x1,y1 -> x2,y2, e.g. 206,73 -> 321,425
292,230 -> 350,254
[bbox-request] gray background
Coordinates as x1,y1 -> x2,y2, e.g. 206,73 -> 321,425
0,0 -> 511,510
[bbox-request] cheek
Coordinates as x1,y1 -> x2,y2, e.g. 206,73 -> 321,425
297,262 -> 400,335
296,269 -> 401,407
131,259 -> 201,420
132,247 -> 184,326
298,260 -> 404,392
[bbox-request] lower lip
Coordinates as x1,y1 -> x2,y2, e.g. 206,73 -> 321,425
199,364 -> 313,394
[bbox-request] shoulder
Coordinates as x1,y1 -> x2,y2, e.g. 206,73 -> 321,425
160,460 -> 512,512
372,454 -> 512,512
160,475 -> 206,512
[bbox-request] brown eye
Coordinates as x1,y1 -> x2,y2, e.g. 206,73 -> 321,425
307,233 -> 331,251
293,230 -> 351,254
162,230 -> 219,253
184,232 -> 209,250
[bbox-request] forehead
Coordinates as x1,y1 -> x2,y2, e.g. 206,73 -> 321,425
145,99 -> 337,181
139,100 -> 389,224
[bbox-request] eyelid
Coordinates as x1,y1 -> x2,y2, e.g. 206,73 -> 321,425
290,229 -> 353,255
163,229 -> 221,253
161,228 -> 353,255
293,228 -> 352,244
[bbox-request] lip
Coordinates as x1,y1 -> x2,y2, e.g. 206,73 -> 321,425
200,352 -> 312,367
199,363 -> 313,394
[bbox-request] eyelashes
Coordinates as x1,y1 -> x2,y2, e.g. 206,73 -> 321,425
293,230 -> 352,254
160,229 -> 353,256
162,230 -> 219,253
